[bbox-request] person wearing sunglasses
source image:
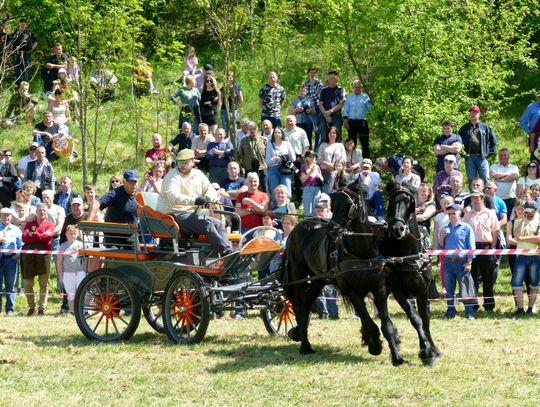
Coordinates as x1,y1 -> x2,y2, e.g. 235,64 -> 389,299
516,161 -> 540,198
200,77 -> 220,135
0,150 -> 18,208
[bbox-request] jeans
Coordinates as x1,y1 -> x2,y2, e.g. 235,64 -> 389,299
471,243 -> 495,311
315,284 -> 339,318
443,260 -> 475,317
368,191 -> 385,220
267,165 -> 292,199
0,256 -> 17,312
261,115 -> 281,128
318,114 -> 343,144
303,185 -> 321,217
465,155 -> 490,189
512,255 -> 540,289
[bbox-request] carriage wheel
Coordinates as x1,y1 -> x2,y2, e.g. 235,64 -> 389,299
163,270 -> 210,344
261,294 -> 296,338
75,270 -> 141,342
142,297 -> 164,333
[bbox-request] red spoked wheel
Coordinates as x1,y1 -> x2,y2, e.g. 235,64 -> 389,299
75,270 -> 141,341
261,294 -> 297,338
163,270 -> 210,344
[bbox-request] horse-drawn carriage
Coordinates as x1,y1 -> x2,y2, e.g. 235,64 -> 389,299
73,191 -> 295,344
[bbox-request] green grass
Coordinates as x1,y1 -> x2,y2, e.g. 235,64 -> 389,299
1,266 -> 539,406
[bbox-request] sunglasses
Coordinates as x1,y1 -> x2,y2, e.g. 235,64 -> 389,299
4,154 -> 11,157
528,165 -> 537,169
111,180 -> 121,184
205,80 -> 214,84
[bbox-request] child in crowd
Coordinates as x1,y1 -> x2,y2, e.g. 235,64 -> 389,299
433,195 -> 455,295
300,150 -> 323,218
57,225 -> 86,314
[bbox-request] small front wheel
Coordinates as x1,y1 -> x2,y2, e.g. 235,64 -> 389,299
143,296 -> 164,333
162,270 -> 210,344
75,270 -> 141,341
261,294 -> 296,338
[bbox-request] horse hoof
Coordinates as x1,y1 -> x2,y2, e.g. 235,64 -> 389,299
432,347 -> 442,357
300,345 -> 315,355
421,357 -> 436,366
368,340 -> 383,356
392,357 -> 408,366
288,327 -> 301,342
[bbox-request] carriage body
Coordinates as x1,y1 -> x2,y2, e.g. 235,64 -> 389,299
73,192 -> 294,344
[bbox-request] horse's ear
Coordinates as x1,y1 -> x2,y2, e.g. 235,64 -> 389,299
386,180 -> 399,193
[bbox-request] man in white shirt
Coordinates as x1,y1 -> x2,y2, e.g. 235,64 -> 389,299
17,142 -> 38,179
284,115 -> 309,203
357,158 -> 384,221
489,147 -> 519,215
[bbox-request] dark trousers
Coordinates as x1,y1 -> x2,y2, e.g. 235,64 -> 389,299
472,242 -> 495,311
297,122 -> 314,149
174,212 -> 231,255
15,53 -> 31,84
347,119 -> 370,158
504,198 -> 516,219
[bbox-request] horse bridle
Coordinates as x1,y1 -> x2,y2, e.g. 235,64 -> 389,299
386,187 -> 421,241
342,186 -> 368,225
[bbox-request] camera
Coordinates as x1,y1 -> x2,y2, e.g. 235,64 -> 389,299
280,155 -> 300,174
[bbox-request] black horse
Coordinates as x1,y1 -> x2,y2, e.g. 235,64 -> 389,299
380,181 -> 441,365
282,181 -> 404,365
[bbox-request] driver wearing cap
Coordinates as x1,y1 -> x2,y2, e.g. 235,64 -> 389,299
156,148 -> 232,256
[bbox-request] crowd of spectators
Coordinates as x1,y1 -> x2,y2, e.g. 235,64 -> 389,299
1,25 -> 540,322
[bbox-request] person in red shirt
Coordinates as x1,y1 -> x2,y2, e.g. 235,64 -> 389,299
22,203 -> 55,316
235,172 -> 269,233
145,132 -> 172,166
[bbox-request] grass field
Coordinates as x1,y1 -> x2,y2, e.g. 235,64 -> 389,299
2,275 -> 540,407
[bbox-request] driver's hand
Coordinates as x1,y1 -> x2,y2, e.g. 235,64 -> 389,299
195,195 -> 211,206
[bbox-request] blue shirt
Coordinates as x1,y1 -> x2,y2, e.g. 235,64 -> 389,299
0,223 -> 23,254
442,221 -> 475,261
433,134 -> 462,172
343,92 -> 372,120
206,141 -> 234,168
519,101 -> 540,133
99,186 -> 138,224
492,196 -> 508,221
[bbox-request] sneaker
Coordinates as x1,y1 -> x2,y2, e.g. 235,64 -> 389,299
234,314 -> 244,320
466,315 -> 476,320
37,308 -> 45,316
26,308 -> 36,316
6,311 -> 14,316
514,309 -> 525,317
443,313 -> 456,319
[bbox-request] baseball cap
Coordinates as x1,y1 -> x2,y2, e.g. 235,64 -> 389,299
203,64 -> 213,72
444,154 -> 456,162
123,170 -> 138,182
535,91 -> 540,98
318,193 -> 331,203
362,158 -> 373,167
470,190 -> 484,198
304,150 -> 317,158
316,201 -> 329,209
469,105 -> 481,113
523,200 -> 537,212
29,141 -> 39,149
0,207 -> 15,215
72,197 -> 84,205
447,203 -> 462,212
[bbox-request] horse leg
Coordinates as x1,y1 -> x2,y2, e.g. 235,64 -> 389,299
288,282 -> 325,354
416,288 -> 441,358
372,286 -> 405,366
342,291 -> 382,356
393,288 -> 436,366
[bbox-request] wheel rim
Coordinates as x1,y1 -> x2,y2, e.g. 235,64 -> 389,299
167,276 -> 204,341
79,275 -> 137,340
266,298 -> 296,337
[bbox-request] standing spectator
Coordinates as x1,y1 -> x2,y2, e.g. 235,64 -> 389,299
506,200 -> 524,288
519,91 -> 540,159
343,80 -> 372,157
170,75 -> 201,130
512,200 -> 540,315
433,120 -> 462,172
459,105 -> 497,188
439,203 -> 476,320
24,146 -> 55,199
33,111 -> 59,160
234,118 -> 251,148
22,204 -> 54,316
259,71 -> 286,128
441,173 -> 469,207
235,172 -> 269,233
516,161 -> 540,198
195,64 -> 214,92
60,197 -> 89,244
207,128 -> 234,184
57,225 -> 85,315
284,115 -> 309,203
142,162 -> 166,194
11,18 -> 37,84
108,174 -> 122,191
169,122 -> 196,153
145,132 -> 171,165
394,155 -> 421,189
200,76 -> 220,135
220,71 -> 243,134
289,85 -> 315,148
183,46 -> 198,76
357,158 -> 385,221
219,161 -> 247,205
266,127 -> 296,197
317,126 -> 346,193
53,175 -> 78,216
433,195 -> 455,295
0,208 -> 22,316
484,181 -> 508,226
433,154 -> 462,201
132,54 -> 157,96
271,184 -> 297,227
43,43 -> 69,93
17,142 -> 38,180
300,150 -> 323,217
238,122 -> 268,192
260,119 -> 273,142
20,180 -> 40,209
463,190 -> 500,313
0,150 -> 19,208
416,183 -> 437,234
489,147 -> 519,216
304,67 -> 324,149
90,69 -> 118,102
191,123 -> 215,174
3,81 -> 38,126
318,71 -> 345,143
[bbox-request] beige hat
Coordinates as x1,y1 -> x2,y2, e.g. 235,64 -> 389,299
177,149 -> 195,160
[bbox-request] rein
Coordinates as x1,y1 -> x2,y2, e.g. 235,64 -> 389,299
387,187 -> 421,242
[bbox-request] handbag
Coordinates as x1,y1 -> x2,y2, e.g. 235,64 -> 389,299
458,272 -> 477,304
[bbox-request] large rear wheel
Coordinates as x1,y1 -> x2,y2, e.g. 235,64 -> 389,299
163,270 -> 210,344
261,294 -> 296,338
75,270 -> 141,341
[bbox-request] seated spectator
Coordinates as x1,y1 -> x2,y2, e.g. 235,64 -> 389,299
219,161 -> 248,205
317,126 -> 346,193
344,138 -> 362,175
516,161 -> 540,198
169,122 -> 196,153
3,81 -> 38,127
66,57 -> 80,84
441,173 -> 469,207
133,53 -> 157,96
90,69 -> 118,102
52,125 -> 77,162
357,158 -> 384,221
235,172 -> 269,234
375,154 -> 426,182
271,184 -> 297,228
145,132 -> 172,166
434,154 -> 463,201
33,111 -> 59,160
207,128 -> 234,184
17,142 -> 38,180
47,88 -> 70,125
143,162 -> 166,193
394,155 -> 421,188
328,158 -> 349,193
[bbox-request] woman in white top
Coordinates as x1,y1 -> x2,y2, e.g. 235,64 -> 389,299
47,89 -> 70,125
516,161 -> 540,198
317,126 -> 346,193
265,127 -> 296,198
143,162 -> 166,193
394,155 -> 421,189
